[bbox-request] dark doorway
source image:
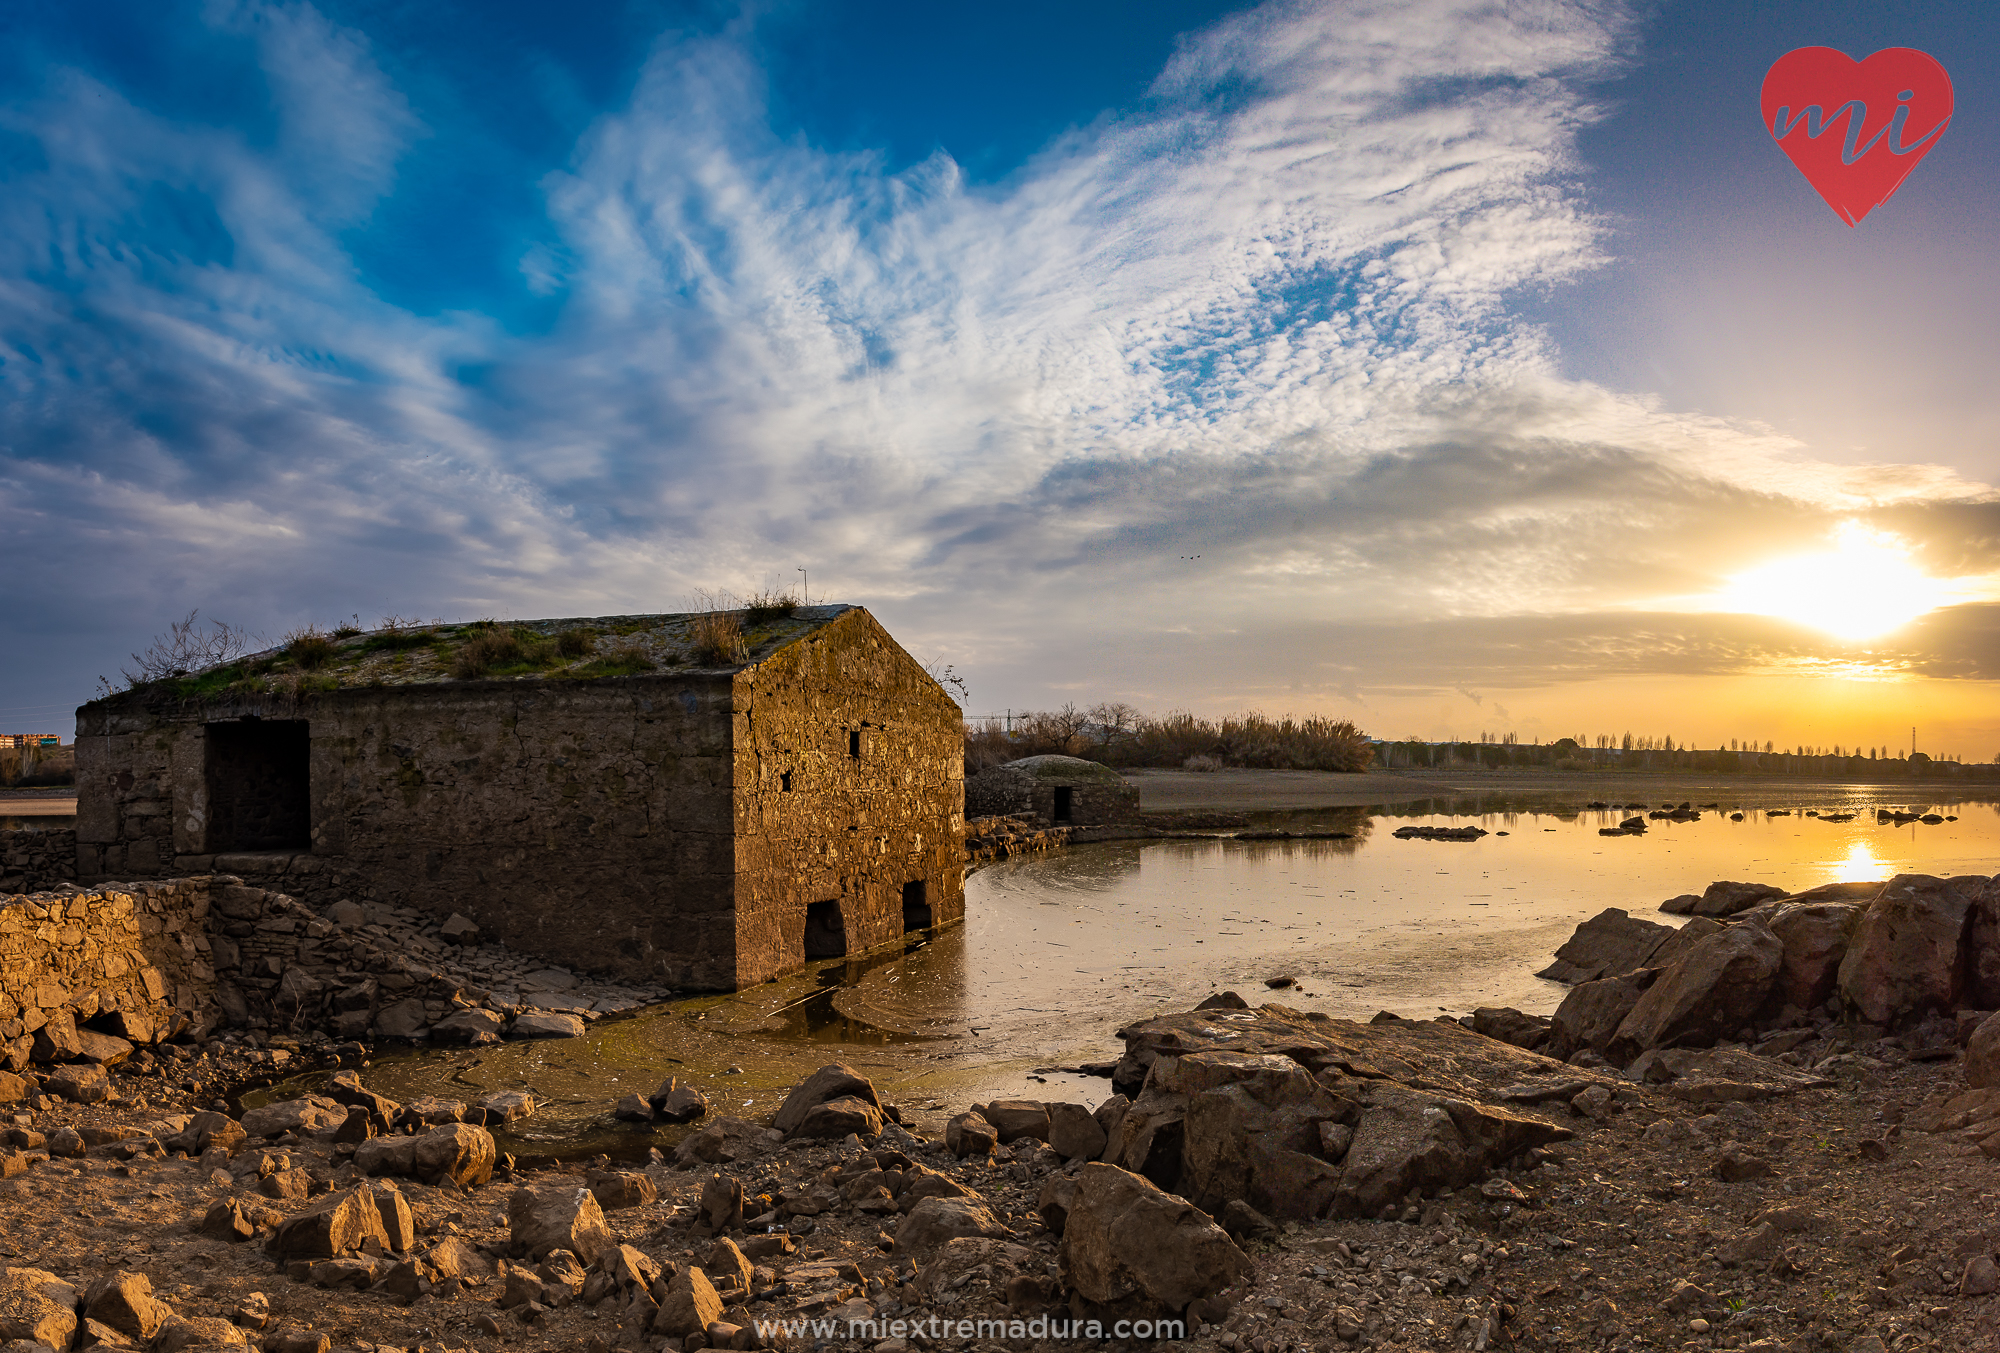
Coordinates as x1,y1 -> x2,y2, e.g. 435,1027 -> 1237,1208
804,899 -> 847,959
1052,786 -> 1074,823
901,879 -> 932,932
205,719 -> 311,852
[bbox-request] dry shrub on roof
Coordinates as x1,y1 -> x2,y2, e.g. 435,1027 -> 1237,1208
743,589 -> 800,624
283,625 -> 337,671
690,610 -> 747,665
451,628 -> 523,679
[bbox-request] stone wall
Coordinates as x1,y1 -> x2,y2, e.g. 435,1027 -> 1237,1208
0,828 -> 76,895
74,606 -> 965,991
0,875 -> 664,1055
730,608 -> 965,984
0,878 -> 217,1069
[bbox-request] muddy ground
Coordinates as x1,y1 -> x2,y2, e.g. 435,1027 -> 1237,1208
6,1013 -> 1999,1353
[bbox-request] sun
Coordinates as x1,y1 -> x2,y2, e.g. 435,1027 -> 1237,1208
1712,523 -> 1953,641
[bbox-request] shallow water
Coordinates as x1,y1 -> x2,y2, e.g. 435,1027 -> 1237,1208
262,782 -> 2000,1155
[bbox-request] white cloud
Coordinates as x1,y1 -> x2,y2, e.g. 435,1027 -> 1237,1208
2,0 -> 1996,714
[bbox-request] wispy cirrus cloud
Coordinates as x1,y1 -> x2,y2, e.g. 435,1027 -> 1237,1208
1,0 -> 1994,725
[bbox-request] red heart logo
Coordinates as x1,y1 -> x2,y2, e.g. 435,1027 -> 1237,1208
1760,47 -> 1952,226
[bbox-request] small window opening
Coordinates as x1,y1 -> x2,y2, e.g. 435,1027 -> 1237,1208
205,719 -> 311,852
1052,785 -> 1074,823
781,771 -> 793,792
901,880 -> 932,932
804,899 -> 847,959
848,729 -> 862,759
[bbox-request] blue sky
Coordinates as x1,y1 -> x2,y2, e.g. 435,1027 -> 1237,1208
4,0 -> 1999,753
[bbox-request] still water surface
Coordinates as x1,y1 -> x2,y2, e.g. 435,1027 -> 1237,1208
316,785 -> 2000,1157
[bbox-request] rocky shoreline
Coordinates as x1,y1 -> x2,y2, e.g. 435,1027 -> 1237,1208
5,871 -> 2000,1353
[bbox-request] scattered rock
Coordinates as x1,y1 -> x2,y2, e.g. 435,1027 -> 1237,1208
1536,908 -> 1676,984
652,1268 -> 723,1339
82,1272 -> 171,1343
1611,919 -> 1784,1057
508,1187 -> 615,1264
266,1186 -> 391,1261
944,1112 -> 997,1159
0,1268 -> 77,1348
587,1170 -> 658,1211
1056,1163 -> 1252,1321
773,1065 -> 883,1137
510,1012 -> 587,1039
894,1197 -> 1013,1259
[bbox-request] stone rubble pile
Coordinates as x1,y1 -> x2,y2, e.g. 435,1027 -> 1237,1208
1489,872 -> 2000,1073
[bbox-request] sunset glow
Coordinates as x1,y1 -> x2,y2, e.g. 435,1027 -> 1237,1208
1712,524 -> 1957,641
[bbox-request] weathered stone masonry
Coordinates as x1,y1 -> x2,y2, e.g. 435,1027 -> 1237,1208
0,878 -> 216,1070
0,827 -> 76,895
73,605 -> 963,991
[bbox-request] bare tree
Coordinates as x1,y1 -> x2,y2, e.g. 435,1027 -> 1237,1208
116,610 -> 256,687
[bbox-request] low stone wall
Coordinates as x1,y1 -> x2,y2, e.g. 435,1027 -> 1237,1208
0,878 -> 217,1069
0,827 -> 77,895
206,880 -> 663,1040
0,873 -> 669,1063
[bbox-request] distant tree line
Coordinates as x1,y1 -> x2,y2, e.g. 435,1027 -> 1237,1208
964,705 -> 1374,774
1374,734 -> 1993,779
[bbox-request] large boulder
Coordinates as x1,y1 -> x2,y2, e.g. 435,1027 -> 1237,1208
267,1186 -> 392,1261
82,1272 -> 172,1342
1164,1052 -> 1354,1221
1056,1163 -> 1252,1321
980,1100 -> 1051,1145
1610,918 -> 1784,1056
1838,875 -> 1992,1026
1334,1084 -> 1571,1218
1102,1080 -> 1188,1192
1536,908 -> 1676,984
1547,970 -> 1658,1060
507,1187 -> 614,1264
1965,1011 -> 2000,1090
0,1267 -> 78,1348
788,1095 -> 883,1141
354,1123 -> 496,1189
1964,886 -> 2000,1010
651,1268 -> 723,1339
1467,1008 -> 1551,1053
1047,1102 -> 1108,1161
773,1065 -> 882,1137
240,1096 -> 346,1139
411,1123 -> 496,1189
894,1198 -> 1013,1259
1689,881 -> 1789,919
1737,901 -> 1865,1012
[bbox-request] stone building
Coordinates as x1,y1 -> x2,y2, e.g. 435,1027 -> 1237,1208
73,604 -> 963,990
963,754 -> 1140,827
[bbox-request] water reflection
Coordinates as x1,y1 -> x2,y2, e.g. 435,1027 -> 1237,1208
259,784 -> 2000,1155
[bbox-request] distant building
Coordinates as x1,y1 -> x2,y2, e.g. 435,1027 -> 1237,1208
0,735 -> 61,749
964,754 -> 1140,827
73,605 -> 963,990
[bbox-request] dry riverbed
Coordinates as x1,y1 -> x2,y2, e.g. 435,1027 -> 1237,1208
2,1009 -> 1999,1353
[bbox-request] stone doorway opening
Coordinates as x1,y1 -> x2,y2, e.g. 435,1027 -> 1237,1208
901,879 -> 932,932
204,718 -> 310,852
804,899 -> 847,959
1052,786 -> 1074,823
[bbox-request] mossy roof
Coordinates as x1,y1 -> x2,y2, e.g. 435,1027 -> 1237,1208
119,604 -> 855,702
1003,754 -> 1127,783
